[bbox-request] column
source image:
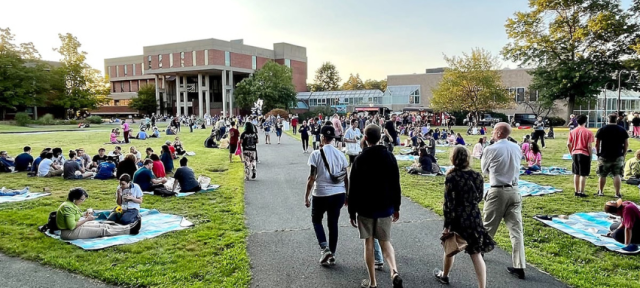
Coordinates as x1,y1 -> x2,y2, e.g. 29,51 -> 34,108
182,76 -> 188,116
205,75 -> 211,115
154,75 -> 161,115
229,71 -> 234,117
162,76 -> 167,114
197,73 -> 204,118
176,75 -> 181,117
222,70 -> 227,117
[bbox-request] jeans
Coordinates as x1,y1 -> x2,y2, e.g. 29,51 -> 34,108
311,193 -> 345,255
533,130 -> 545,147
374,239 -> 384,264
107,208 -> 140,225
292,125 -> 297,135
528,164 -> 541,171
302,136 -> 309,151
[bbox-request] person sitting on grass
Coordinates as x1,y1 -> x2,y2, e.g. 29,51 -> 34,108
56,187 -> 141,240
455,133 -> 466,146
134,128 -> 148,140
605,199 -> 640,250
165,140 -> 177,159
623,150 -> 640,180
52,147 -> 66,166
173,137 -> 186,156
94,158 -> 117,180
204,130 -> 219,148
14,146 -> 33,172
0,150 -> 15,172
150,153 -> 166,178
521,137 -> 531,160
31,148 -> 51,174
133,159 -> 168,192
472,138 -> 484,159
219,133 -> 230,149
172,157 -> 202,193
150,126 -> 160,138
144,147 -> 154,160
76,148 -> 92,170
92,148 -> 108,169
129,146 -> 143,166
447,132 -> 456,145
107,174 -> 143,225
63,150 -> 95,180
411,148 -> 435,174
116,154 -> 138,180
38,152 -> 63,177
108,146 -> 124,163
109,129 -> 122,144
525,142 -> 542,172
160,145 -> 174,174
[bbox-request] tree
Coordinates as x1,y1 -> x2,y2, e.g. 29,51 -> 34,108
364,79 -> 387,91
129,84 -> 157,115
311,62 -> 341,91
234,61 -> 297,114
431,48 -> 511,120
502,0 -> 639,119
341,73 -> 364,90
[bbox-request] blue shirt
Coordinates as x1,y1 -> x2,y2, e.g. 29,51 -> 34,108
456,137 -> 466,146
0,157 -> 15,168
14,153 -> 33,171
138,131 -> 148,140
133,167 -> 155,191
94,162 -> 116,179
31,157 -> 42,172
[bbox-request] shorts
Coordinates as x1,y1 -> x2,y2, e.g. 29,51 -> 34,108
335,136 -> 343,142
276,130 -> 282,137
229,144 -> 237,154
597,156 -> 625,177
572,154 -> 591,177
357,215 -> 392,241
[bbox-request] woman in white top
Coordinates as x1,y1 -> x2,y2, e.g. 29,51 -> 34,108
129,146 -> 143,166
343,119 -> 363,165
472,138 -> 484,159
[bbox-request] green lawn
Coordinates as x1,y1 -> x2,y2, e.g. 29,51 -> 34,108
287,126 -> 640,288
0,125 -> 250,287
0,124 -> 109,133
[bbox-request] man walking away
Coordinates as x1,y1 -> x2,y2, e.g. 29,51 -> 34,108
384,114 -> 399,153
349,124 -> 403,288
305,126 -> 348,266
567,115 -> 594,197
481,122 -> 526,279
595,114 -> 629,198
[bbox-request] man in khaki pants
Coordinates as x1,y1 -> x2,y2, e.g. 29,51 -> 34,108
481,122 -> 526,279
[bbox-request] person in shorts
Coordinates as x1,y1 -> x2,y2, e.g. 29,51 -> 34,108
348,124 -> 403,288
567,114 -> 594,197
595,114 -> 629,198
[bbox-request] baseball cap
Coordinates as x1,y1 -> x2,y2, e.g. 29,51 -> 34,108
320,125 -> 336,139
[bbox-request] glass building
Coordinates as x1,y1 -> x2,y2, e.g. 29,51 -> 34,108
573,89 -> 640,127
296,85 -> 423,113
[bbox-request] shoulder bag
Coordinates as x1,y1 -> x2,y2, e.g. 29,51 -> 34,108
320,148 -> 347,184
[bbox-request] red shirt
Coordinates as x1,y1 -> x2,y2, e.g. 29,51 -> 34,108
229,128 -> 240,145
568,126 -> 594,156
152,160 -> 166,178
622,202 -> 640,229
292,118 -> 298,126
168,145 -> 176,158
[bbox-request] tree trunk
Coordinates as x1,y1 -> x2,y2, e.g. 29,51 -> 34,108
566,95 -> 576,122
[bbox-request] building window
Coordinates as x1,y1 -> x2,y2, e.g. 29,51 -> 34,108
285,59 -> 291,68
120,82 -> 124,92
180,52 -> 185,67
516,87 -> 525,102
529,90 -> 538,102
159,55 -> 163,68
310,99 -> 317,106
147,56 -> 151,69
252,56 -> 257,70
225,51 -> 230,67
132,64 -> 136,75
410,89 -> 420,104
124,65 -> 128,76
114,100 -> 120,106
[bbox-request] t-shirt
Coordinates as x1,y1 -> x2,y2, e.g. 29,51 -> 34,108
427,138 -> 436,155
63,160 -> 82,179
131,151 -> 142,162
118,183 -> 143,210
110,133 -> 117,143
240,132 -> 258,151
174,166 -> 200,192
133,167 -> 155,191
263,122 -> 271,132
526,151 -> 542,167
633,117 -> 640,126
534,120 -> 545,131
137,131 -> 148,140
299,125 -> 309,137
568,126 -> 595,156
456,137 -> 466,146
229,128 -> 240,145
332,118 -> 343,136
384,120 -> 397,142
95,162 -> 116,179
595,124 -> 629,159
344,127 -> 362,155
14,153 -> 33,171
521,142 -> 530,155
292,118 -> 298,126
419,155 -> 432,171
622,202 -> 640,229
123,122 -> 129,132
307,145 -> 348,197
168,145 -> 176,156
152,160 -> 166,178
38,158 -> 53,177
276,122 -> 283,131
92,154 -> 108,165
31,157 -> 42,172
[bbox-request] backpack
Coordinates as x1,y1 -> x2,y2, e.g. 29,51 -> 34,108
38,211 -> 59,234
153,186 -> 177,197
432,163 -> 442,175
244,134 -> 257,149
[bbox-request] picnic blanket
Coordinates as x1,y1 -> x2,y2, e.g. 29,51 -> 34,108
399,148 -> 446,155
0,187 -> 50,203
484,180 -> 562,197
534,212 -> 640,254
395,155 -> 416,161
143,182 -> 221,197
404,165 -> 450,176
185,151 -> 196,156
563,154 -> 597,161
519,166 -> 572,176
44,209 -> 193,250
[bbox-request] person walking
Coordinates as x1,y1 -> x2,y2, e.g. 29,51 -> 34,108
481,122 -> 526,279
292,116 -> 298,135
299,120 -> 310,153
275,118 -> 284,144
532,116 -> 546,148
332,114 -> 344,149
304,125 -> 348,266
349,124 -> 403,288
595,114 -> 629,198
310,118 -> 320,150
122,119 -> 130,144
434,146 -> 495,288
632,113 -> 640,138
567,115 -> 594,197
343,119 -> 362,165
229,121 -> 241,163
239,122 -> 259,180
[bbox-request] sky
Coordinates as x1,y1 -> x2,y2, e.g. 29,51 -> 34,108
0,0 -> 633,82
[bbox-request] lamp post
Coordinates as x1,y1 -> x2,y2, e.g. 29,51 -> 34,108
603,82 -> 614,119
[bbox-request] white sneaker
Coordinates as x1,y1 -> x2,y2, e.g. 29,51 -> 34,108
319,247 -> 332,266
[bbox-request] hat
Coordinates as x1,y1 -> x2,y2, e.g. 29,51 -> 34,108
320,125 -> 336,139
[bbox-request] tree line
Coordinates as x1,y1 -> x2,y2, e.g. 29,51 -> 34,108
307,61 -> 387,92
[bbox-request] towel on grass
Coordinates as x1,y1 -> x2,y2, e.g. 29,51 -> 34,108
484,180 -> 562,197
534,212 -> 640,254
143,180 -> 220,197
563,154 -> 597,161
44,209 -> 193,250
0,188 -> 50,203
395,155 -> 416,161
185,151 -> 196,156
520,167 -> 572,176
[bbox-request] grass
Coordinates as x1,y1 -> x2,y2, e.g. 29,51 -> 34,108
287,125 -> 640,288
0,124 -> 108,133
0,124 -> 250,287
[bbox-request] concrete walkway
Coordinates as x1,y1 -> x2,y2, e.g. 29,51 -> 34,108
245,133 -> 567,287
0,253 -> 115,288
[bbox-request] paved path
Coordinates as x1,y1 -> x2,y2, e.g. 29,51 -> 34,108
0,253 -> 115,288
245,133 -> 567,287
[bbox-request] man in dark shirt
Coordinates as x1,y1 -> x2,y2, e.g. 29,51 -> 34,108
229,121 -> 240,163
14,146 -> 33,172
172,157 -> 201,193
595,114 -> 629,197
384,114 -> 399,152
133,159 -> 167,191
348,124 -> 403,288
92,148 -> 108,169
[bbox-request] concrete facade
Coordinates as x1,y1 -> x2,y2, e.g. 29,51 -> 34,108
97,38 -> 308,117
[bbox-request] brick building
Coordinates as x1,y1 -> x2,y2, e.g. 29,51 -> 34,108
96,38 -> 307,117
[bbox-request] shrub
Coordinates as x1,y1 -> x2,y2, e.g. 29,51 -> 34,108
39,114 -> 56,125
547,116 -> 566,127
69,120 -> 78,125
86,116 -> 103,124
14,112 -> 32,126
266,109 -> 289,120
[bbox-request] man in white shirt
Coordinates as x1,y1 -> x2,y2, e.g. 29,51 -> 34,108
343,119 -> 362,165
481,122 -> 526,280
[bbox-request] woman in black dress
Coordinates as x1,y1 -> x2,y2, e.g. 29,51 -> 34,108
434,146 -> 495,288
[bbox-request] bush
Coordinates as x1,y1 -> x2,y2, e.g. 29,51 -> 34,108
86,116 -> 103,124
266,109 -> 289,120
14,112 -> 32,126
38,114 -> 56,125
547,116 -> 566,127
69,120 -> 78,125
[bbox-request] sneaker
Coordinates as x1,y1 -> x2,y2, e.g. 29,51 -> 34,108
507,267 -> 525,279
251,169 -> 257,179
375,262 -> 384,270
361,279 -> 377,288
433,269 -> 449,284
319,247 -> 332,266
392,271 -> 403,288
129,220 -> 142,235
328,256 -> 336,266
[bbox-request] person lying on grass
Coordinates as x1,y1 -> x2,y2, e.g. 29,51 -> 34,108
605,199 -> 640,251
107,174 -> 142,225
56,187 -> 141,240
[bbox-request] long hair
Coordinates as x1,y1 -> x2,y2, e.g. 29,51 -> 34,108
530,142 -> 541,155
244,122 -> 256,134
447,146 -> 470,175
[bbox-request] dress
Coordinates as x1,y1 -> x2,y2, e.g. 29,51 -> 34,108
443,169 -> 496,254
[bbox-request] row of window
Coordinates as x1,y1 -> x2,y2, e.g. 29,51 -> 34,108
309,97 -> 383,106
112,80 -> 151,93
508,87 -> 538,102
112,64 -> 138,77
104,99 -> 131,107
146,52 -> 275,70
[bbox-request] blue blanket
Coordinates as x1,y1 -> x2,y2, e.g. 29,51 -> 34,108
520,166 -> 572,176
484,180 -> 562,197
395,155 -> 416,161
45,209 -> 193,250
0,192 -> 50,204
535,212 -> 640,254
176,184 -> 220,197
563,154 -> 597,161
